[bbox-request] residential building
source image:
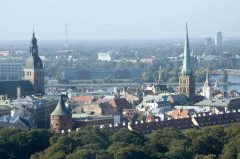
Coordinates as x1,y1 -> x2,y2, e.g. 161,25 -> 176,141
107,98 -> 131,112
98,52 -> 112,61
0,51 -> 9,57
194,97 -> 240,111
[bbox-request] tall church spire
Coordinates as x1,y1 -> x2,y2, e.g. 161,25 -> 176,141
205,67 -> 211,86
178,22 -> 195,100
181,22 -> 192,76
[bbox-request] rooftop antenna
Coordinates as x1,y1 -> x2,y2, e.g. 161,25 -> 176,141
65,24 -> 69,48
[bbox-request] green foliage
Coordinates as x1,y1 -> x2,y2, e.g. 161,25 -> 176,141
195,69 -> 207,82
113,145 -> 147,159
66,149 -> 95,159
194,154 -> 217,159
110,129 -> 145,146
1,123 -> 240,159
0,129 -> 52,159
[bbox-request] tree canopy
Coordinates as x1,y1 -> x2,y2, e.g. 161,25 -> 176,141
0,124 -> 240,159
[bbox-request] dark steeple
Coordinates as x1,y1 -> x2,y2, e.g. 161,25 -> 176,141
25,31 -> 43,69
30,30 -> 38,56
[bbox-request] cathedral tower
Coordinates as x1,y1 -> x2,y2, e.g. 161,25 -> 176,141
24,31 -> 44,95
178,23 -> 195,100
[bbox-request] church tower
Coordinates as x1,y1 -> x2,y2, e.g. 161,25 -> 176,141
50,95 -> 72,133
178,23 -> 195,100
24,31 -> 45,95
201,68 -> 212,99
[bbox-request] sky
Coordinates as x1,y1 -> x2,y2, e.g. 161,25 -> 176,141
0,0 -> 239,40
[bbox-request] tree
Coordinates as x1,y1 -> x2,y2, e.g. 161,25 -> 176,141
110,129 -> 145,146
66,149 -> 95,159
194,154 -> 217,159
113,145 -> 147,159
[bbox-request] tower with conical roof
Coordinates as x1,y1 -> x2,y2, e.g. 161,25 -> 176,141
178,23 -> 195,100
24,31 -> 45,95
50,95 -> 72,133
202,68 -> 212,99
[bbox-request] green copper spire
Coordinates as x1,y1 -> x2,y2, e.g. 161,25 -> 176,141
51,95 -> 71,116
181,22 -> 193,76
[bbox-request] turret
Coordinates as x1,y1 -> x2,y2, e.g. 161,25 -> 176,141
50,95 -> 72,133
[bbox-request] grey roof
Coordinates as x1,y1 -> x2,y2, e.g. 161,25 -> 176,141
155,84 -> 168,91
194,97 -> 240,109
168,94 -> 188,105
175,105 -> 211,113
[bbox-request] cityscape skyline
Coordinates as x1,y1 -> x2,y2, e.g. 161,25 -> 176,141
0,0 -> 240,40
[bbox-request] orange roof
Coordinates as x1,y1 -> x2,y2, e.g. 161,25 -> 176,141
180,109 -> 189,118
72,96 -> 92,103
146,114 -> 155,122
107,98 -> 131,111
171,109 -> 190,119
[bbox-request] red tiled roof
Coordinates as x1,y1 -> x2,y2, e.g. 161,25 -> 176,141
107,98 -> 131,111
72,96 -> 92,103
171,109 -> 190,119
146,114 -> 155,122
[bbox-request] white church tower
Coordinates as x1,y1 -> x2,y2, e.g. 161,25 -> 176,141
201,68 -> 212,99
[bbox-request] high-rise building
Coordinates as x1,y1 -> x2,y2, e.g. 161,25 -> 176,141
204,37 -> 213,47
215,31 -> 223,46
24,31 -> 45,95
178,23 -> 195,100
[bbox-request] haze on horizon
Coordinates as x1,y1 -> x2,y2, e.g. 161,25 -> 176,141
0,0 -> 239,40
